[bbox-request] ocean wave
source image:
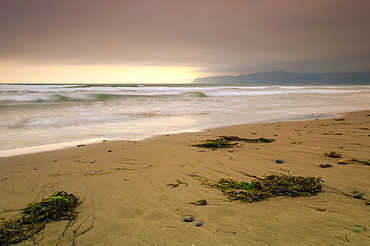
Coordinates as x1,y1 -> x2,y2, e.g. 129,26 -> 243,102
0,90 -> 210,104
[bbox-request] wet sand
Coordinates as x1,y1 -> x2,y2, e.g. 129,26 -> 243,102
1,110 -> 369,245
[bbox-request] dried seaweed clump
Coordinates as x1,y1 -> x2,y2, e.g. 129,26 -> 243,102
193,135 -> 275,149
351,159 -> 370,165
204,174 -> 322,203
324,151 -> 341,158
0,191 -> 81,245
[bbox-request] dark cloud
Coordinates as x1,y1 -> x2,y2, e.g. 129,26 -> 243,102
1,0 -> 370,75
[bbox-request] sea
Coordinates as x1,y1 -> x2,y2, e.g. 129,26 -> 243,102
1,84 -> 369,157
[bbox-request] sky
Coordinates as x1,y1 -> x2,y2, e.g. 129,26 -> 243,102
1,0 -> 369,83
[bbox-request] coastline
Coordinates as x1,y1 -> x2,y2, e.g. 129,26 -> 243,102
1,110 -> 369,245
0,112 -> 340,158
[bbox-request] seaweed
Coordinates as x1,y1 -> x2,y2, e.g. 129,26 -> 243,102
319,164 -> 333,168
0,191 -> 81,245
351,159 -> 370,165
189,199 -> 208,206
324,151 -> 341,158
166,179 -> 188,188
203,174 -> 322,203
192,135 -> 275,149
194,141 -> 236,149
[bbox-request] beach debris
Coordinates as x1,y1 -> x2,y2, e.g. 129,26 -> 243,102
353,193 -> 362,199
323,132 -> 342,135
351,159 -> 370,165
167,179 -> 188,188
353,226 -> 366,233
319,164 -> 333,168
337,159 -> 349,164
275,159 -> 284,164
315,206 -> 327,212
189,199 -> 207,206
0,191 -> 81,245
203,174 -> 322,203
196,221 -> 204,227
324,151 -> 341,158
112,164 -> 154,172
192,136 -> 275,149
183,216 -> 194,222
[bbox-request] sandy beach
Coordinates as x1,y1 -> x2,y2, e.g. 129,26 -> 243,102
1,110 -> 369,246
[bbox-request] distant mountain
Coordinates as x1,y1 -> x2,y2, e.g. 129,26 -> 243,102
192,71 -> 370,84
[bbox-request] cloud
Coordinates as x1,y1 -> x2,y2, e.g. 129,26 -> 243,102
1,0 -> 370,80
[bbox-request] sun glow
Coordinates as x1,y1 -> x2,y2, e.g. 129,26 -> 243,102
0,63 -> 201,84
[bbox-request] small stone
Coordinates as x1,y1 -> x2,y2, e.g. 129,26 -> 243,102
183,216 -> 194,222
276,159 -> 284,164
353,226 -> 366,233
315,206 -> 327,212
354,193 -> 362,199
196,221 -> 204,227
198,150 -> 205,152
228,150 -> 234,153
337,159 -> 349,164
108,150 -> 112,152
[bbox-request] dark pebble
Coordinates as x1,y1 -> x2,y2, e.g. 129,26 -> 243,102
198,150 -> 205,152
108,150 -> 112,152
196,221 -> 204,226
184,216 -> 194,222
276,159 -> 284,164
354,193 -> 362,199
228,150 -> 234,153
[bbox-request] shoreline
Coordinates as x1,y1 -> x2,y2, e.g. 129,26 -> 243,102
0,112 -> 341,158
1,110 -> 369,245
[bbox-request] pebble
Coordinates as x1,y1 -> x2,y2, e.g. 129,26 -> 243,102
337,159 -> 349,164
183,216 -> 194,222
196,221 -> 204,227
228,150 -> 234,153
198,150 -> 205,152
353,193 -> 362,199
276,159 -> 284,164
353,226 -> 366,233
108,150 -> 112,152
315,206 -> 327,212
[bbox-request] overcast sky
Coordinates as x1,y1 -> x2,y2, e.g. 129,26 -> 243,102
1,0 -> 369,83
